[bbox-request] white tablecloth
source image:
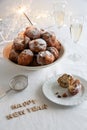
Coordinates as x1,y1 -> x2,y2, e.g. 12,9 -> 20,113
0,0 -> 87,130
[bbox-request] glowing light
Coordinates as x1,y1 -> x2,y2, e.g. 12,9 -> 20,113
0,18 -> 2,21
17,6 -> 26,14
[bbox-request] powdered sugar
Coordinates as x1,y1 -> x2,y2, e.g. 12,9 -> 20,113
22,49 -> 34,56
29,38 -> 47,51
38,50 -> 53,57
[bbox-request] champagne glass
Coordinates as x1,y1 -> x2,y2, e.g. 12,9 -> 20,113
69,15 -> 83,61
0,18 -> 4,59
0,18 -> 7,59
0,18 -> 5,42
53,0 -> 68,28
52,0 -> 68,41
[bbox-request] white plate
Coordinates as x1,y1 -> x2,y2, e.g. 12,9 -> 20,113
42,74 -> 87,106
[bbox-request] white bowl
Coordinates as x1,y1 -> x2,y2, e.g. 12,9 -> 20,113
3,41 -> 65,70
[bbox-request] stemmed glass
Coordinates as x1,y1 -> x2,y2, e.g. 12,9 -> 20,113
0,18 -> 7,59
52,0 -> 68,42
53,0 -> 68,28
69,15 -> 83,61
0,18 -> 5,42
0,19 -> 4,58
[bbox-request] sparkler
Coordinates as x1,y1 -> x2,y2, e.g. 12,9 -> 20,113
18,6 -> 33,25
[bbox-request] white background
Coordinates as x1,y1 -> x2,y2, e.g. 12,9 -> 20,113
0,0 -> 87,130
